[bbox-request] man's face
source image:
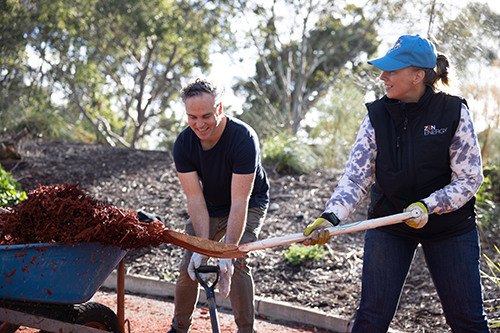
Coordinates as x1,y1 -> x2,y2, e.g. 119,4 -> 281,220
185,93 -> 223,142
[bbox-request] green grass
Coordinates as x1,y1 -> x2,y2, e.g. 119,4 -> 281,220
483,245 -> 500,328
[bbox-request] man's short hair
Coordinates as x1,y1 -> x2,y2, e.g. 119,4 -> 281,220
180,78 -> 224,106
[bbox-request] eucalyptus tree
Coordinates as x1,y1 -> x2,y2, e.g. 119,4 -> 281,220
432,1 -> 500,72
0,0 -> 27,105
1,0 -> 38,132
230,0 -> 408,137
430,2 -> 500,165
17,0 -> 234,147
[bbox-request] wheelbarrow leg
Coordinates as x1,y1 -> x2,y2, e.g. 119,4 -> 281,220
117,258 -> 125,333
0,322 -> 20,333
196,266 -> 221,333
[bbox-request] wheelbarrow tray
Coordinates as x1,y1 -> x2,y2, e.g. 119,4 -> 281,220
0,242 -> 127,304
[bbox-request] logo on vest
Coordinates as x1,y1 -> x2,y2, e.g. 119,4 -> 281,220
424,125 -> 447,136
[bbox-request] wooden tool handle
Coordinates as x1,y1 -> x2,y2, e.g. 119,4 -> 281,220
238,211 -> 417,252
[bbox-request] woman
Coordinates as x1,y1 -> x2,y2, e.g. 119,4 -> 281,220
304,34 -> 490,332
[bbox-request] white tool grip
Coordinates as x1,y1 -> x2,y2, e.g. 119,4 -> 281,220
238,210 -> 419,253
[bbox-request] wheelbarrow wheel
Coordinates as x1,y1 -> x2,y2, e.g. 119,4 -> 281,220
74,302 -> 120,332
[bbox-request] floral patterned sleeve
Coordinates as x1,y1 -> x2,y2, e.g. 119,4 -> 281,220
422,104 -> 484,215
324,114 -> 377,220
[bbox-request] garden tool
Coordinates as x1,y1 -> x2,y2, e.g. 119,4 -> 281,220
164,210 -> 420,258
195,265 -> 221,333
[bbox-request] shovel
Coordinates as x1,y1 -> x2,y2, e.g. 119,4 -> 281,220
163,229 -> 243,258
195,265 -> 221,333
164,210 -> 419,258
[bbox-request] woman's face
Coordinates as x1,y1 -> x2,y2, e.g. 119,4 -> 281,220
380,67 -> 424,103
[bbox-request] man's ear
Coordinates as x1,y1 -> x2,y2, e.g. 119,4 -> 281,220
217,102 -> 223,114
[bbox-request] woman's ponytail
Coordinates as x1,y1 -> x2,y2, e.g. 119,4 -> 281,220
422,52 -> 457,92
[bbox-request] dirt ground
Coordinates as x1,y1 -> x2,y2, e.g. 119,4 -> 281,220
4,138 -> 500,332
14,289 -> 333,333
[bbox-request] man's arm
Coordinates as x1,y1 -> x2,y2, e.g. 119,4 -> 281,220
225,172 -> 256,245
177,171 -> 210,239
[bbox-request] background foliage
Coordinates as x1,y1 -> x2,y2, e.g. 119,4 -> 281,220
1,0 -> 235,148
2,0 -> 500,166
282,244 -> 327,266
0,164 -> 26,207
2,1 -> 500,324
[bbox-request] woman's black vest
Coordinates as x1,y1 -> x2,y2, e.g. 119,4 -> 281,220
367,88 -> 476,240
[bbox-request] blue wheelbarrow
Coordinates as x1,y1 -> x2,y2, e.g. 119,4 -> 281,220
0,242 -> 128,333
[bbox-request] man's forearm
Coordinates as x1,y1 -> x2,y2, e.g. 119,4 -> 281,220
225,200 -> 249,245
187,198 -> 210,239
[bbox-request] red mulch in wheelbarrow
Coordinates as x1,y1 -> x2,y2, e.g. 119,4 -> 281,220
0,183 -> 165,250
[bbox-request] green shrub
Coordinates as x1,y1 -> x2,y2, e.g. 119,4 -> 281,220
0,164 -> 26,207
483,167 -> 500,203
262,134 -> 317,174
282,245 -> 326,266
161,271 -> 179,282
308,80 -> 367,169
476,167 -> 500,233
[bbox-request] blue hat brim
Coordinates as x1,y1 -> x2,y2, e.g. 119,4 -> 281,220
368,55 -> 410,71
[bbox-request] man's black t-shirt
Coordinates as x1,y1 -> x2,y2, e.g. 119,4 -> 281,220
173,116 -> 269,217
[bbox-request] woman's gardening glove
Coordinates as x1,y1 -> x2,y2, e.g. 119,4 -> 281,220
303,212 -> 340,246
187,252 -> 209,281
404,201 -> 428,229
218,258 -> 234,298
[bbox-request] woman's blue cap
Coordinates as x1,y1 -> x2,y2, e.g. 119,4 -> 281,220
368,34 -> 437,71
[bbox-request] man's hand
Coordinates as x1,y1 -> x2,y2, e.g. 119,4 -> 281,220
404,202 -> 428,229
188,252 -> 208,281
218,259 -> 234,298
303,212 -> 340,246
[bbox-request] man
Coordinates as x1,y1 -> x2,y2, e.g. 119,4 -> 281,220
168,78 -> 269,333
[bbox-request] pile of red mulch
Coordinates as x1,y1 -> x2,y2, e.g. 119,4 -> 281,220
0,183 -> 166,250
